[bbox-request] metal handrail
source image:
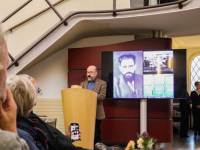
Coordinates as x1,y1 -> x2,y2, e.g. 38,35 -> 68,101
45,0 -> 67,25
7,0 -> 187,69
2,0 -> 64,66
1,0 -> 32,66
5,0 -> 65,33
8,53 -> 19,66
1,0 -> 32,23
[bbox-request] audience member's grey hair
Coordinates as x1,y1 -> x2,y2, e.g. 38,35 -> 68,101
6,75 -> 37,117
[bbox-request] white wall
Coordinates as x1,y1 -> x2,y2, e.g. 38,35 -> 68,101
22,47 -> 68,99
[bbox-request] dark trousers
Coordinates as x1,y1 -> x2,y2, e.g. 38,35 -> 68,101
192,110 -> 200,134
180,110 -> 189,136
94,119 -> 102,145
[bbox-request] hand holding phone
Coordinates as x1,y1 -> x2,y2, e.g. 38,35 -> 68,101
70,123 -> 79,141
0,87 -> 17,133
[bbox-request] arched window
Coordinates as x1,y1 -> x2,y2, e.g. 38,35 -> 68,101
191,55 -> 200,91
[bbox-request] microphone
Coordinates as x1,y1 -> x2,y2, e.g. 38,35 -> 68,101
68,75 -> 86,88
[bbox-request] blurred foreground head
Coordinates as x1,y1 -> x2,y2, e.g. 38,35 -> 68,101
0,25 -> 8,103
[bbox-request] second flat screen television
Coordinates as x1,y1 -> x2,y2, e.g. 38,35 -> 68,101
101,50 -> 186,99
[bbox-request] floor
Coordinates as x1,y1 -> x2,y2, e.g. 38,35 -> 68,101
106,130 -> 200,150
159,130 -> 200,150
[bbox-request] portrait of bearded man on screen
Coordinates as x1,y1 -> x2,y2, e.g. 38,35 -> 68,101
113,52 -> 143,98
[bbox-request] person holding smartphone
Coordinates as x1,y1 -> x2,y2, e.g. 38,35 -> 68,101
70,123 -> 80,141
19,74 -> 87,150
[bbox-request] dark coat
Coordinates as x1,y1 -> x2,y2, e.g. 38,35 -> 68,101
114,74 -> 143,98
179,92 -> 191,113
28,112 -> 89,150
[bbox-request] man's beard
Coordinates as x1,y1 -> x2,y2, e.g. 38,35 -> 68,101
87,75 -> 92,81
123,72 -> 135,82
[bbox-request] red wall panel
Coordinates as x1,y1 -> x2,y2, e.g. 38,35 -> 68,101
147,99 -> 173,118
101,119 -> 140,143
103,99 -> 140,118
147,119 -> 173,143
101,119 -> 173,143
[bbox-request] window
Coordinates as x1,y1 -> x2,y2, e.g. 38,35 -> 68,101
191,55 -> 200,91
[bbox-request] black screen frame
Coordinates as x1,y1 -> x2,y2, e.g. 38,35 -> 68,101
101,49 -> 187,99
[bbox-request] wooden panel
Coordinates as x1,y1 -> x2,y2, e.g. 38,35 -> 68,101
147,99 -> 173,118
101,119 -> 173,143
103,99 -> 140,118
101,119 -> 140,143
68,38 -> 172,69
147,119 -> 173,143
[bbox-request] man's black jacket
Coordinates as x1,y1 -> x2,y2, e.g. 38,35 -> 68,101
28,112 -> 89,150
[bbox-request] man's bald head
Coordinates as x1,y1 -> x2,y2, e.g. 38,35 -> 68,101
19,74 -> 39,95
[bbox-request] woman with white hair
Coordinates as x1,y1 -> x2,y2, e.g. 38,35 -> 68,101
6,75 -> 48,150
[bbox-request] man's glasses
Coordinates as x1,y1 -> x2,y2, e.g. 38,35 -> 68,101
87,71 -> 95,74
37,87 -> 41,94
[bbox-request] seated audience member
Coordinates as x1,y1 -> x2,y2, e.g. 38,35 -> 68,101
19,74 -> 88,150
6,75 -> 48,150
0,24 -> 29,150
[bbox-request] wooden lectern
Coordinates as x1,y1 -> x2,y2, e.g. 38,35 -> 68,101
62,85 -> 97,150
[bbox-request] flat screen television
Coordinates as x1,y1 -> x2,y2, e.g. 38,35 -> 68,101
101,49 -> 187,99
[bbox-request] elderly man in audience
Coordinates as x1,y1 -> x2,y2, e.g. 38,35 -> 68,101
19,74 -> 88,150
6,75 -> 48,150
0,25 -> 29,150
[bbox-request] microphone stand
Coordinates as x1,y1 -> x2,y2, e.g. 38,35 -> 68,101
68,76 -> 86,88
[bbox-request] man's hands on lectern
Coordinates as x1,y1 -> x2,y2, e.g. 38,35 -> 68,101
65,124 -> 82,142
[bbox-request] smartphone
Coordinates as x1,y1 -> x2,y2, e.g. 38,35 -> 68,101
70,123 -> 79,141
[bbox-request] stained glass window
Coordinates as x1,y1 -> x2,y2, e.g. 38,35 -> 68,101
191,55 -> 200,91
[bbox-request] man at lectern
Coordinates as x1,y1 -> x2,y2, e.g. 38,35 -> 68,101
80,65 -> 107,145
